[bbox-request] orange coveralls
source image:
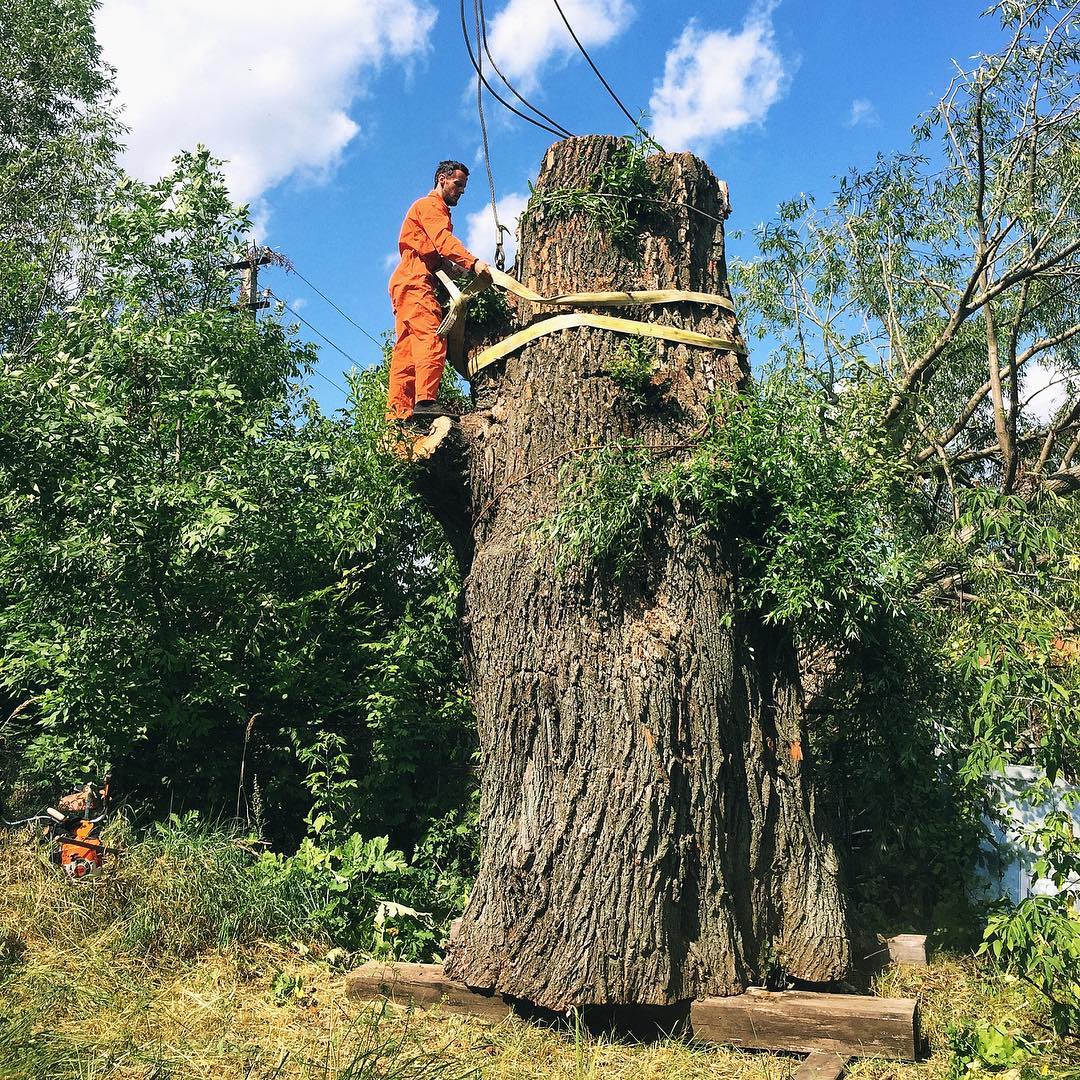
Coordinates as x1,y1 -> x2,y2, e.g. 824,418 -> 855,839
387,193 -> 481,420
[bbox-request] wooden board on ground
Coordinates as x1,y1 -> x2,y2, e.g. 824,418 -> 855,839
346,964 -> 920,1061
346,962 -> 512,1023
690,987 -> 920,1060
794,1051 -> 848,1080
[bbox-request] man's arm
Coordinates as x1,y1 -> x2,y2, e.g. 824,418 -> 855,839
418,198 -> 492,281
438,255 -> 493,283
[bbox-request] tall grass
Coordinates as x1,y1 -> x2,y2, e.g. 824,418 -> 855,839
0,812 -> 316,960
3,817 -> 1076,1079
0,819 -> 477,1079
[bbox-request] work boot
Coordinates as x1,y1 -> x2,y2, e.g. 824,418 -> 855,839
410,399 -> 462,422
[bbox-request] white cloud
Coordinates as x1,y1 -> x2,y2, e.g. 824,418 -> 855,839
1023,360 -> 1071,425
649,3 -> 788,153
484,0 -> 635,92
95,0 -> 437,204
846,98 -> 879,128
463,192 -> 530,268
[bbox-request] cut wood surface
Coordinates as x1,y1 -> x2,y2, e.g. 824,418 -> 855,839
346,963 -> 919,1061
794,1051 -> 848,1080
690,988 -> 920,1060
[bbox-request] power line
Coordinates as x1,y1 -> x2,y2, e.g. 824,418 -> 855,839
476,0 -> 574,139
550,0 -> 643,135
459,0 -> 570,139
270,293 -> 356,395
287,266 -> 386,350
473,0 -> 509,269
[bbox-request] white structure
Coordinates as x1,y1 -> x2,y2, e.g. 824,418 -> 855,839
978,765 -> 1080,903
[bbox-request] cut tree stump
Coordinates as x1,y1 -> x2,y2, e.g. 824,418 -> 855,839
345,963 -> 920,1061
415,131 -> 851,1011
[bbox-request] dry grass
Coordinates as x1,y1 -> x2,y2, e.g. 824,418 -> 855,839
2,826 -> 1077,1079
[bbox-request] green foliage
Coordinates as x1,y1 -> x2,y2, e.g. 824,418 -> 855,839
947,1020 -> 1036,1076
0,27 -> 475,954
525,133 -> 663,256
540,442 -> 658,579
0,0 -> 120,350
260,832 -> 413,953
950,491 -> 1080,786
603,336 -> 656,401
981,896 -> 1080,1038
687,377 -> 922,642
544,373 -> 921,646
809,614 -> 985,936
271,969 -> 308,1006
462,285 -> 512,338
0,149 -> 475,864
259,803 -> 478,961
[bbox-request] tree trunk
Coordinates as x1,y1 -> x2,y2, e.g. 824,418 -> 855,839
419,136 -> 849,1010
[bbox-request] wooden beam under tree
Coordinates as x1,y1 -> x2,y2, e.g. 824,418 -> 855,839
886,934 -> 928,967
690,988 -> 920,1060
344,963 -> 921,1062
346,961 -> 513,1024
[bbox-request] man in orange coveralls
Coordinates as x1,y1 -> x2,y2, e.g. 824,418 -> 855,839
388,160 -> 493,424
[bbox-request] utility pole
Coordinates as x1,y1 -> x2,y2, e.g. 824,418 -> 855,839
226,247 -> 274,319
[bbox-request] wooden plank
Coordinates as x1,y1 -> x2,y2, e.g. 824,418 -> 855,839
346,964 -> 920,1061
887,934 -> 928,966
345,962 -> 512,1023
794,1051 -> 848,1080
690,988 -> 920,1060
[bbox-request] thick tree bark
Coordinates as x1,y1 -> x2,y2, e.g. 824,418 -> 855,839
420,137 -> 849,1010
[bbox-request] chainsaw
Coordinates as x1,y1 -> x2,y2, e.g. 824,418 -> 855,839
4,779 -> 115,881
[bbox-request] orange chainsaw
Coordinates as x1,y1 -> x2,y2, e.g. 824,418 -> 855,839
4,779 -> 115,880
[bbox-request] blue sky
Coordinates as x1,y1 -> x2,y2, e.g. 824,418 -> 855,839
95,0 -> 1004,412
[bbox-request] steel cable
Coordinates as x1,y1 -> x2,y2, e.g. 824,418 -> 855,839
477,0 -> 574,139
459,0 -> 569,139
550,0 -> 644,134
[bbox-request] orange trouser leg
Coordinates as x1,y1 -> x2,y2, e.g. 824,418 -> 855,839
387,298 -> 415,421
388,284 -> 446,419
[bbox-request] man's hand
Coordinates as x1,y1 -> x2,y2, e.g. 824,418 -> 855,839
473,260 -> 494,287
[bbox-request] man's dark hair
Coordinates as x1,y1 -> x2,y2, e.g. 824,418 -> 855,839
434,160 -> 469,186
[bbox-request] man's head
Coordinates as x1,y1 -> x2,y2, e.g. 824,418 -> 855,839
434,160 -> 469,206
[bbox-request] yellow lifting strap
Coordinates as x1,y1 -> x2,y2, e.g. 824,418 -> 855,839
435,266 -> 747,380
465,312 -> 747,378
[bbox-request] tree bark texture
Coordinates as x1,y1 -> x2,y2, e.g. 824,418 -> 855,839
422,137 -> 849,1010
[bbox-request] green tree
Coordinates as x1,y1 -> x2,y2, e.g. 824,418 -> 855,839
0,0 -> 120,350
731,0 -> 1079,782
725,0 -> 1080,1029
0,150 -> 473,858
